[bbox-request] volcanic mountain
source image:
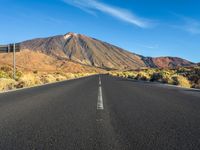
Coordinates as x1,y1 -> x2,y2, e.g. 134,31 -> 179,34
142,57 -> 194,68
21,32 -> 194,69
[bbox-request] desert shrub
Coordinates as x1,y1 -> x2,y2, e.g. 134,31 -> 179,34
0,68 -> 95,91
194,68 -> 200,76
0,78 -> 17,91
150,72 -> 163,81
109,71 -> 137,79
191,79 -> 200,89
108,72 -> 116,76
16,71 -> 23,79
74,73 -> 84,78
177,67 -> 191,74
187,68 -> 200,85
33,70 -> 38,74
0,65 -> 22,79
188,74 -> 199,83
109,72 -> 119,77
123,72 -> 137,79
65,73 -> 76,79
55,74 -> 67,81
17,73 -> 41,87
112,72 -> 122,77
196,79 -> 200,89
0,66 -> 12,72
135,71 -> 151,81
121,72 -> 129,78
0,71 -> 9,78
150,71 -> 174,84
172,75 -> 191,88
40,74 -> 57,84
144,69 -> 156,76
161,75 -> 174,84
109,68 -> 200,89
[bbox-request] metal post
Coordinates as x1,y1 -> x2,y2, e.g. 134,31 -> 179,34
13,43 -> 16,79
8,44 -> 10,53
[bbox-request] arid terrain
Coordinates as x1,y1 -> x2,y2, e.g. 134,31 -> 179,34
0,49 -> 104,91
21,32 -> 195,69
0,32 -> 199,91
109,67 -> 200,89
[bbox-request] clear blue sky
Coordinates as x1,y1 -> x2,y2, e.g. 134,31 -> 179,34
0,0 -> 199,62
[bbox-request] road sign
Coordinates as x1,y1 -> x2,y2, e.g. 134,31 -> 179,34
0,43 -> 20,79
0,45 -> 8,52
0,43 -> 20,53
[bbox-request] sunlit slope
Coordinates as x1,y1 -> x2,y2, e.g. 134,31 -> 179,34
21,32 -> 194,69
0,50 -> 104,73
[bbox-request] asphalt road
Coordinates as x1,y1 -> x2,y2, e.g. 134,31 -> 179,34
0,75 -> 200,150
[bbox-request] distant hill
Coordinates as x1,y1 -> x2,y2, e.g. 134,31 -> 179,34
18,32 -> 195,70
0,50 -> 104,73
142,57 -> 195,68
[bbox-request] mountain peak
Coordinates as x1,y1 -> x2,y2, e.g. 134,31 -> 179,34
64,32 -> 78,39
21,32 -> 195,69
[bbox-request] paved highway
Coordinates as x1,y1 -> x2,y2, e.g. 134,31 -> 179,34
0,75 -> 200,150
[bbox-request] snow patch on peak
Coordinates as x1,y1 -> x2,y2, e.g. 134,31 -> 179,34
64,34 -> 72,40
64,32 -> 79,39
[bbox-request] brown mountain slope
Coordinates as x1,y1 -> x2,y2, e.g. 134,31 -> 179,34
21,32 -> 147,69
142,57 -> 195,68
21,32 -> 194,69
0,50 -> 104,73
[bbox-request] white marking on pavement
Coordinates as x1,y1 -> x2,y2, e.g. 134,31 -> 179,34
97,76 -> 104,110
99,76 -> 101,85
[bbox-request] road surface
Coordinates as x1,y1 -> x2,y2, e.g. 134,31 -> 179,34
0,75 -> 200,150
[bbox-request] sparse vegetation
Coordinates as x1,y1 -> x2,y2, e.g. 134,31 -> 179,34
172,75 -> 191,88
1,64 -> 200,92
109,67 -> 200,89
0,78 -> 17,91
0,66 -> 96,92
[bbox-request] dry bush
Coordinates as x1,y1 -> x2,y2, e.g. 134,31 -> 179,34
135,71 -> 151,81
123,72 -> 137,79
75,73 -> 95,78
0,78 -> 17,91
109,72 -> 118,76
0,65 -> 95,91
172,75 -> 191,88
192,79 -> 200,89
33,70 -> 38,74
196,79 -> 200,89
144,69 -> 157,76
65,73 -> 76,79
40,74 -> 57,84
17,73 -> 42,88
50,73 -> 67,81
0,71 -> 9,78
109,72 -> 137,79
0,66 -> 12,72
108,68 -> 200,89
150,71 -> 174,84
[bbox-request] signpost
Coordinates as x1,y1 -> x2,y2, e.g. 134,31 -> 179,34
0,43 -> 20,79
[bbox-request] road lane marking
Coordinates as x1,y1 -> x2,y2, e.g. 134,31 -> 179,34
97,76 -> 104,110
99,78 -> 101,85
